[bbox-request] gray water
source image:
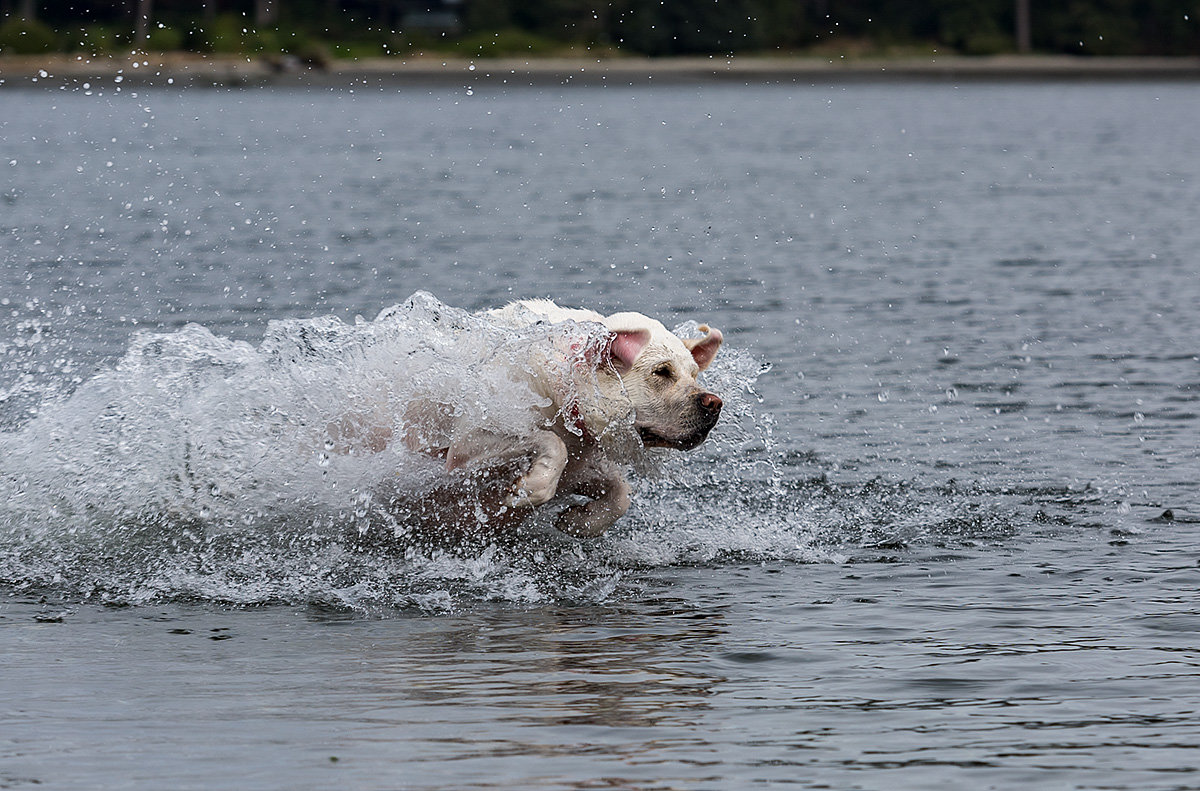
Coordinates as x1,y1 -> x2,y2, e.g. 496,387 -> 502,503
2,80 -> 1199,789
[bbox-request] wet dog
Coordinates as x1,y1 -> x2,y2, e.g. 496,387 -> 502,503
466,300 -> 724,537
341,299 -> 724,538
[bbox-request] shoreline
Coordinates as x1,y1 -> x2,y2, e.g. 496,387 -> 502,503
3,53 -> 1200,89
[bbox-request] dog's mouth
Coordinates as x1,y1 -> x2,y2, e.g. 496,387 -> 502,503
637,425 -> 712,451
634,392 -> 722,451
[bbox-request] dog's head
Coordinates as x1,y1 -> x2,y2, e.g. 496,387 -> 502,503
599,312 -> 724,451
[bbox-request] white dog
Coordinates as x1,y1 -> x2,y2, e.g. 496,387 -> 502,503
476,300 -> 723,536
346,300 -> 724,538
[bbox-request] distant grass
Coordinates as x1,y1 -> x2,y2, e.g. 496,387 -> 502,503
62,23 -> 125,55
3,20 -> 1125,62
0,18 -> 619,61
453,29 -> 566,58
797,35 -> 946,60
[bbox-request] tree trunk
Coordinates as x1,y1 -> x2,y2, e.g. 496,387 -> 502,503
134,0 -> 152,46
1015,0 -> 1032,53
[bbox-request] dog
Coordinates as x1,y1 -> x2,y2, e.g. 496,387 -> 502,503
341,299 -> 724,538
476,300 -> 723,536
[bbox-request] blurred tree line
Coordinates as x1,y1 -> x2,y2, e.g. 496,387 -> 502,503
1,0 -> 1196,57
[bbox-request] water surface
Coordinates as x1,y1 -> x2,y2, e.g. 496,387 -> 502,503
2,80 -> 1199,789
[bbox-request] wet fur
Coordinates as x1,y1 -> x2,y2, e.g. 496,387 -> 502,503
350,300 -> 724,539
457,300 -> 724,537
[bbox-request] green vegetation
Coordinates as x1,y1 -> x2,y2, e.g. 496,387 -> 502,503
454,28 -> 564,59
0,0 -> 1196,59
0,15 -> 57,53
64,24 -> 125,55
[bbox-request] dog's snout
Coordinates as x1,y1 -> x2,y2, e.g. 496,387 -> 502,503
697,392 -> 723,415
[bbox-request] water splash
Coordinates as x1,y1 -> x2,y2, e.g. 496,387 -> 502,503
0,292 -> 808,611
0,292 -> 1078,612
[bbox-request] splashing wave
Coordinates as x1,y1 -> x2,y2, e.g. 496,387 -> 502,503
0,292 -> 813,611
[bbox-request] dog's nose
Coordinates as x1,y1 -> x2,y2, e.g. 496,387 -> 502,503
697,392 -> 723,415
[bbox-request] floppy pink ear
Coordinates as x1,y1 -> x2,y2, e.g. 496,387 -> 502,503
606,328 -> 650,374
684,325 -> 723,371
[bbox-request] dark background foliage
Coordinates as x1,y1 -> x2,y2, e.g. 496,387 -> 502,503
1,0 -> 1197,57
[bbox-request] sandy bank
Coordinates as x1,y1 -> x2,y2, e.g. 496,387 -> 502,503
3,52 -> 1200,89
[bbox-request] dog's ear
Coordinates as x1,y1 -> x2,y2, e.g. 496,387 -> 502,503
684,325 -> 723,371
606,328 -> 651,374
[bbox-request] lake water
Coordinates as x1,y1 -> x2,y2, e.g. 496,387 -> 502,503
2,78 -> 1199,789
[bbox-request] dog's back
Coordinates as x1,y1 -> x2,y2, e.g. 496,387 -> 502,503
486,299 -> 606,329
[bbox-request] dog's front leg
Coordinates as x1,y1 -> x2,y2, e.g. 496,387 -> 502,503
504,430 -> 569,508
555,466 -> 631,538
447,428 -> 569,510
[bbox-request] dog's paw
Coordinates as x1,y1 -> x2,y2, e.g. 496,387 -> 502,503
505,475 -> 558,509
503,432 -> 568,509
